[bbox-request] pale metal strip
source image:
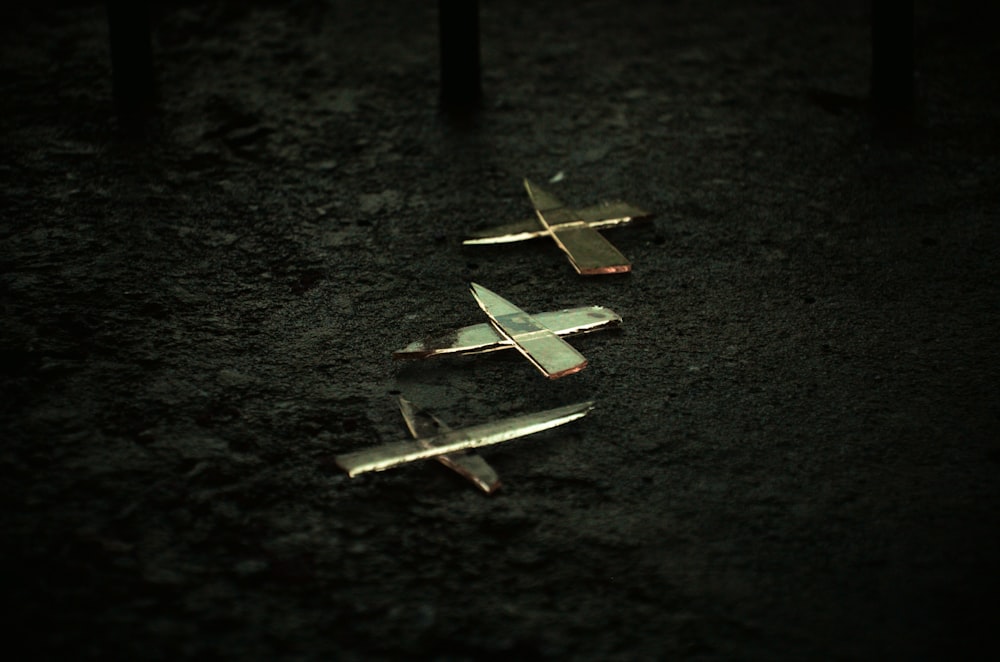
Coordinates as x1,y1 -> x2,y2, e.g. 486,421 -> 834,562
335,401 -> 595,477
523,179 -> 632,274
393,305 -> 621,359
469,283 -> 587,379
397,397 -> 501,494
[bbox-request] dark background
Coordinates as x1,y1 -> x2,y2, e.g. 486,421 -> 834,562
2,1 -> 998,658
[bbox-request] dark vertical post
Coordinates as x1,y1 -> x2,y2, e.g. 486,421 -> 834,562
107,0 -> 154,124
439,0 -> 482,112
871,0 -> 914,133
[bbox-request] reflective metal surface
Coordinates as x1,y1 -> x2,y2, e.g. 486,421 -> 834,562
393,305 -> 622,359
464,179 -> 649,274
397,396 -> 501,493
462,201 -> 649,245
524,179 -> 632,274
335,400 -> 595,477
470,283 -> 587,379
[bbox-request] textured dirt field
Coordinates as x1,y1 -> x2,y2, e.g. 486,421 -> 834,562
2,1 -> 999,659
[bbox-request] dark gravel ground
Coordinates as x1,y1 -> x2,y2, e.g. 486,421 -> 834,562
2,1 -> 999,659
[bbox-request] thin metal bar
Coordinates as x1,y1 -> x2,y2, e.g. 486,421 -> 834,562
335,401 -> 594,477
470,283 -> 587,379
397,397 -> 501,493
393,305 -> 621,359
524,179 -> 631,274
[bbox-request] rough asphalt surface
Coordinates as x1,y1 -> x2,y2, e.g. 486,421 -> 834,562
2,1 -> 998,659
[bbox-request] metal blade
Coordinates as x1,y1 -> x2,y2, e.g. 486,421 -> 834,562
393,305 -> 622,359
523,179 -> 632,274
469,283 -> 587,379
335,400 -> 595,477
462,202 -> 648,245
397,396 -> 501,494
546,223 -> 632,274
576,201 -> 651,225
397,396 -> 443,439
463,219 -> 547,244
523,178 -> 567,213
